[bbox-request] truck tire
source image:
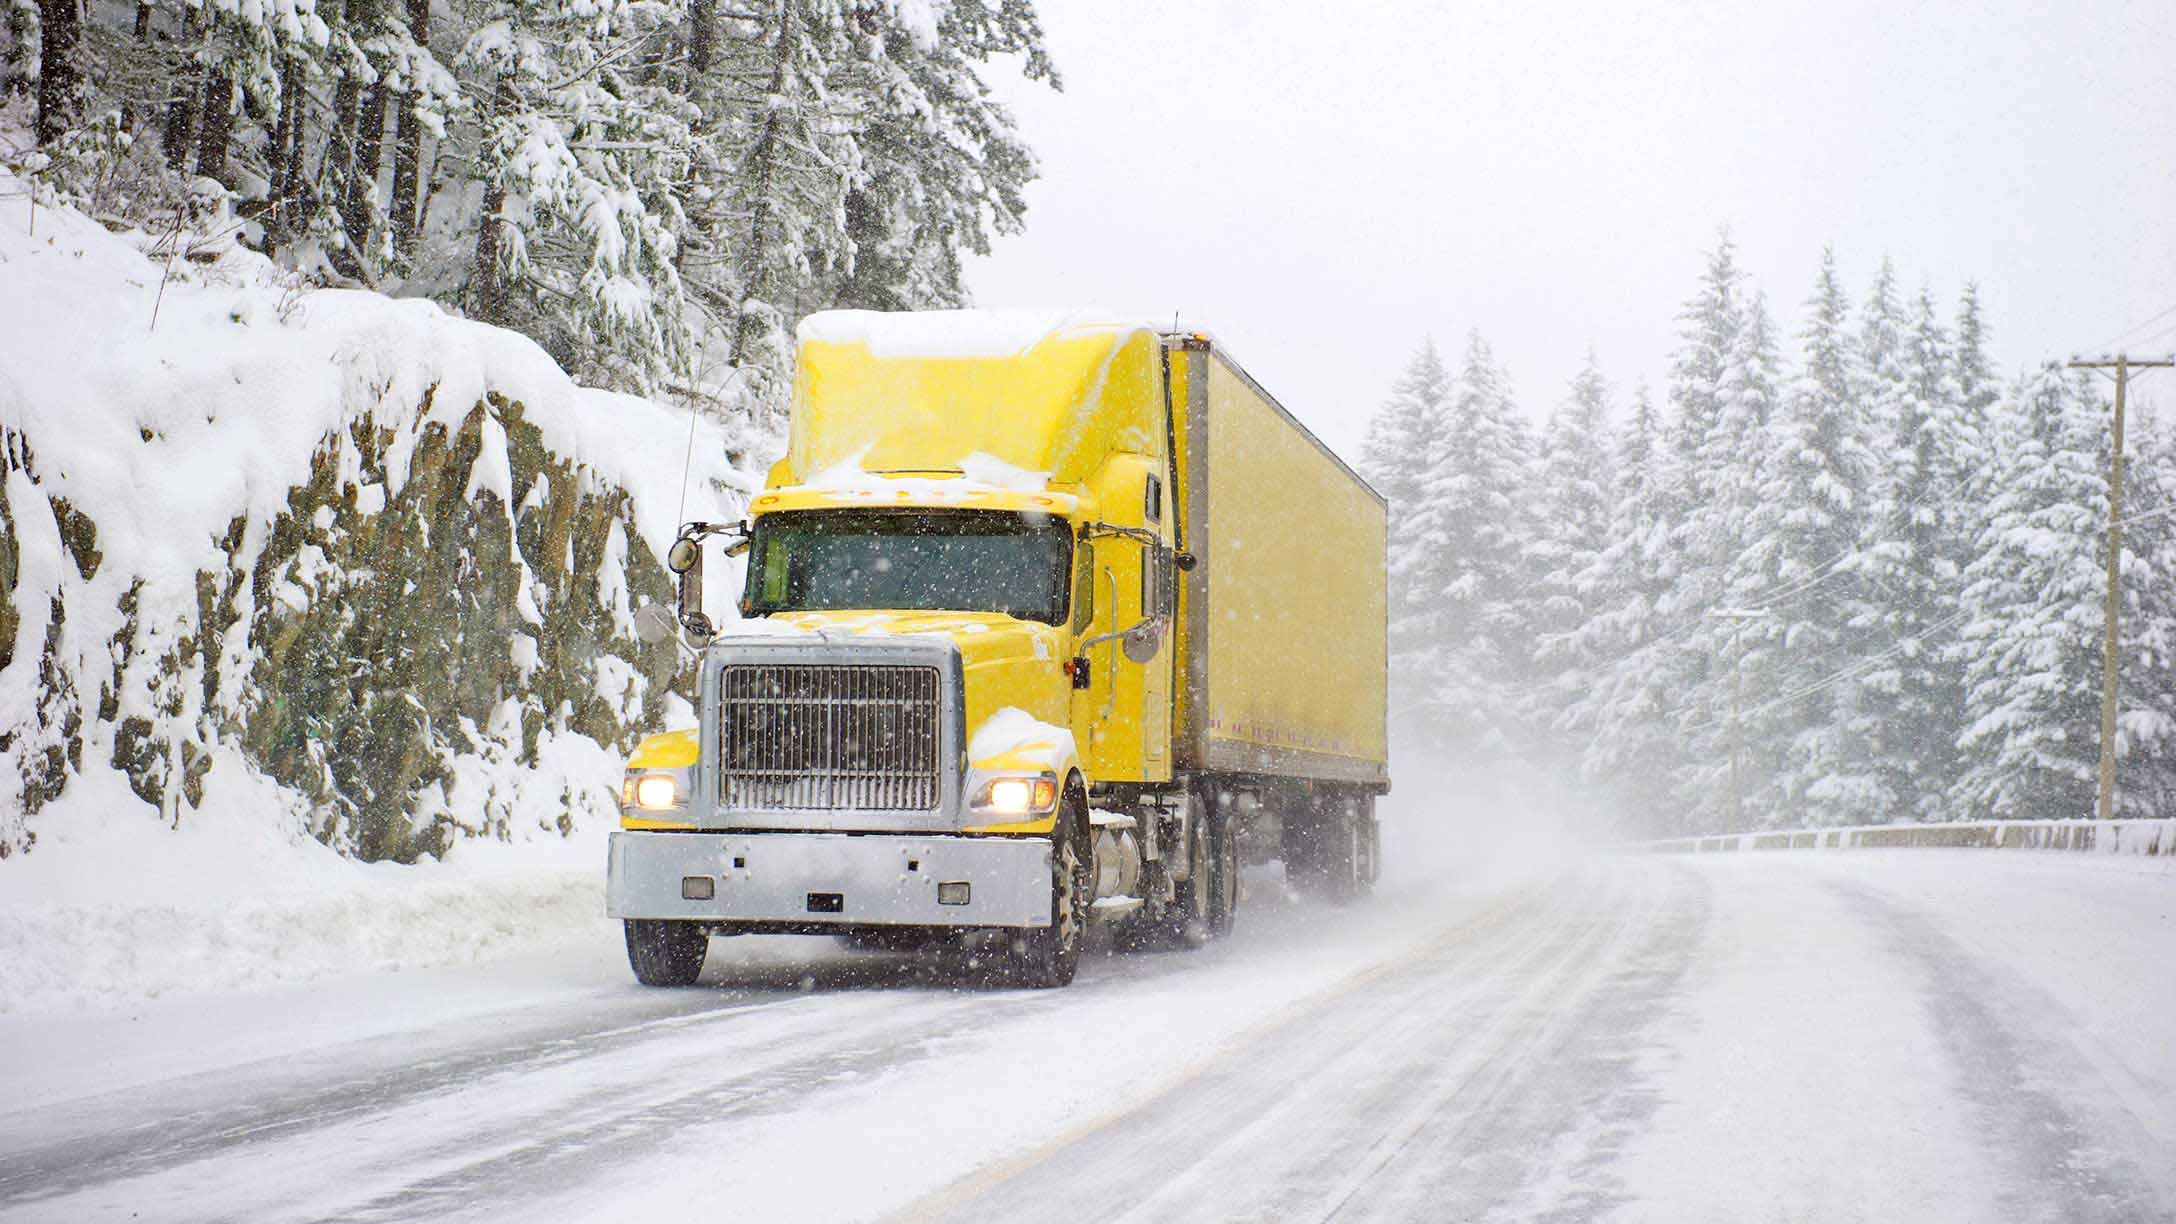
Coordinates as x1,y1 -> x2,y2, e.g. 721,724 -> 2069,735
1284,795 -> 1347,901
1206,807 -> 1239,937
1138,791 -> 1210,949
1358,801 -> 1381,895
624,919 -> 708,987
1324,806 -> 1362,904
1015,793 -> 1089,988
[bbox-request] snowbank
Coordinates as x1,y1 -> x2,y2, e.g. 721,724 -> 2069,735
0,762 -> 613,1016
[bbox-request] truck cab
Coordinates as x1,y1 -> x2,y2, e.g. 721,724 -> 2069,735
607,311 -> 1387,988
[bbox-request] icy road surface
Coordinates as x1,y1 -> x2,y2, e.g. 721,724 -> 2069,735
1,849 -> 2171,1223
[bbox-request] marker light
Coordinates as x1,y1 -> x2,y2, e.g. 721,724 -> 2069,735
634,774 -> 681,810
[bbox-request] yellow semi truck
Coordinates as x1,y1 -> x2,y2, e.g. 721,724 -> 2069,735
607,311 -> 1389,987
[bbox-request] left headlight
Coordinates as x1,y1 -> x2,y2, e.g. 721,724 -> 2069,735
971,772 -> 1058,815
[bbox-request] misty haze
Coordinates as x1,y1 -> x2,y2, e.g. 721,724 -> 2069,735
1,2 -> 2171,1222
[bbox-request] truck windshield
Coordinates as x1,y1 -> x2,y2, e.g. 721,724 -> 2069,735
743,510 -> 1073,624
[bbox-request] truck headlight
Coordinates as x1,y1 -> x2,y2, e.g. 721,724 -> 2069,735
634,775 -> 680,809
972,773 -> 1058,815
625,769 -> 690,812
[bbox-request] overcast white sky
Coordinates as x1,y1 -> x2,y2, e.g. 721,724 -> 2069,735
966,0 -> 2176,462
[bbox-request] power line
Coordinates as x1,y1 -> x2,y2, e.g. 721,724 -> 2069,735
2087,299 -> 2176,355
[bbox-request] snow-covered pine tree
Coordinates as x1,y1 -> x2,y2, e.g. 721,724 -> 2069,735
1683,289 -> 1786,829
1362,338 -> 1456,711
1561,380 -> 1684,833
1666,231 -> 1745,516
1952,284 -> 2001,448
1762,248 -> 1883,827
1656,231 -> 1751,825
1949,364 -> 2109,820
683,0 -> 863,418
1852,285 -> 1973,821
457,0 -> 697,394
1405,330 -> 1536,767
1526,349 -> 1617,769
2114,412 -> 2176,815
829,0 -> 1057,313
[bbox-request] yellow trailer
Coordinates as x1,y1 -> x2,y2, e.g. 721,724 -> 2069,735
607,312 -> 1389,988
1170,336 -> 1390,788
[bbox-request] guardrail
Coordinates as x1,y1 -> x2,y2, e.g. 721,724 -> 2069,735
1637,818 -> 2176,857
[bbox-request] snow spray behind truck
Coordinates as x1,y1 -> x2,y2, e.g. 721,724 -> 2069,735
607,312 -> 1389,987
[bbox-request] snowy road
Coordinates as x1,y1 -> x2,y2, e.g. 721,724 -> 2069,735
2,848 -> 2171,1223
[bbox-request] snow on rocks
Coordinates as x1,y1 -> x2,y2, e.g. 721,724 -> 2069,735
0,168 -> 751,937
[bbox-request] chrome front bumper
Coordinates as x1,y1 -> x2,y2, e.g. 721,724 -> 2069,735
607,831 -> 1053,928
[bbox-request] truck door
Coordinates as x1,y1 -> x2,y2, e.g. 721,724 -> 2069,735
1071,462 -> 1177,785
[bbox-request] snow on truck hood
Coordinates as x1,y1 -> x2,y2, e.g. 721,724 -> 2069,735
719,609 -> 1064,667
750,450 -> 1078,516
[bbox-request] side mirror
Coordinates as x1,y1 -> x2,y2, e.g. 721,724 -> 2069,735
634,603 -> 678,645
667,536 -> 701,575
1121,618 -> 1162,664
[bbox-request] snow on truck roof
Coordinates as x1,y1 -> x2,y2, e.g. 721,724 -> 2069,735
786,310 -> 1178,486
790,309 -> 1384,508
795,308 -> 1182,358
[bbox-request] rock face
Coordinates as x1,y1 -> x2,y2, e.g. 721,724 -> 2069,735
2,394 -> 694,863
0,178 -> 752,863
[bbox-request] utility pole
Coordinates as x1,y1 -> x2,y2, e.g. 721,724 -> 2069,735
2066,354 -> 2174,821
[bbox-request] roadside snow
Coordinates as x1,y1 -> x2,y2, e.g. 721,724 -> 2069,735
0,757 -> 614,1018
1603,851 -> 2176,1222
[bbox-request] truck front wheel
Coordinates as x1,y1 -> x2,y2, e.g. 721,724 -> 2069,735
1015,793 -> 1089,988
624,919 -> 708,987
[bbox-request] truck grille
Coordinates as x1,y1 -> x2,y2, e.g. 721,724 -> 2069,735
718,664 -> 943,811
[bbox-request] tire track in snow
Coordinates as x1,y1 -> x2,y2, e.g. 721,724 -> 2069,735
1325,861 -> 1712,1222
0,955 -> 1030,1218
1824,878 -> 2171,1224
0,917 -> 1305,1223
906,863 -> 1703,1224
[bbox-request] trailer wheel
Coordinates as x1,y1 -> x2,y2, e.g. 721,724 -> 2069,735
624,919 -> 708,987
1358,801 -> 1381,895
1325,809 -> 1363,903
1284,795 -> 1346,901
1206,806 -> 1239,937
1016,791 -> 1089,988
